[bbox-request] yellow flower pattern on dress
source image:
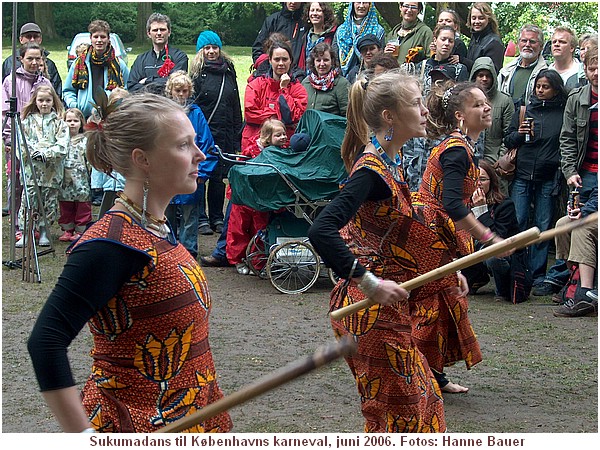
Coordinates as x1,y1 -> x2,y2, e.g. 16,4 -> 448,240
134,324 -> 194,387
180,263 -> 210,310
89,295 -> 132,341
385,342 -> 422,384
356,373 -> 381,401
91,365 -> 128,390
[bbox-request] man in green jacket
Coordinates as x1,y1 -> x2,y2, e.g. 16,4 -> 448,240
384,2 -> 432,64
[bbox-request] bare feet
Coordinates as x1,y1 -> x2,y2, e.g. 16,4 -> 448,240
441,381 -> 469,393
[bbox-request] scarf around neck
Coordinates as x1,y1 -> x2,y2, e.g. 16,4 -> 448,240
308,67 -> 339,91
71,44 -> 123,91
337,2 -> 383,75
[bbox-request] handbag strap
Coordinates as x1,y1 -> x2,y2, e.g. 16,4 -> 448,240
206,74 -> 226,125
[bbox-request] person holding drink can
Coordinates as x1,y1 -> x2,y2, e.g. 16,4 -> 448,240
504,69 -> 568,287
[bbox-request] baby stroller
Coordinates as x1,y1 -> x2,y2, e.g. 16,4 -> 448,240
219,109 -> 348,294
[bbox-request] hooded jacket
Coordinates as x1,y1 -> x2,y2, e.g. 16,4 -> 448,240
241,72 -> 308,158
251,3 -> 307,67
463,25 -> 504,74
504,94 -> 566,181
470,56 -> 514,164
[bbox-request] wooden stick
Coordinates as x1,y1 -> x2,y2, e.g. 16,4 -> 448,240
155,336 -> 357,433
331,213 -> 598,322
330,227 -> 540,321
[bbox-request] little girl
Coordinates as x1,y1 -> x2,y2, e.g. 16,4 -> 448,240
16,85 -> 69,247
227,119 -> 287,274
58,108 -> 92,242
164,70 -> 217,259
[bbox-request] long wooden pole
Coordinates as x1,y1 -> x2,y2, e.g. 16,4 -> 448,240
155,336 -> 357,433
330,212 -> 598,322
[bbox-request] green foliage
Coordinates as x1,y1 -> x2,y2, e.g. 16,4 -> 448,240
494,2 -> 599,46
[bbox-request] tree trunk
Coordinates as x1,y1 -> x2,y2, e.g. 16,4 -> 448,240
375,2 -> 401,28
33,3 -> 56,40
136,2 -> 154,44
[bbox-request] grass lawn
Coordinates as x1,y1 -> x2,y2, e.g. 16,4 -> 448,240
1,41 -> 255,104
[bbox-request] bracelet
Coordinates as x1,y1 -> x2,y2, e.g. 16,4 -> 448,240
480,228 -> 494,243
81,427 -> 96,433
357,271 -> 381,298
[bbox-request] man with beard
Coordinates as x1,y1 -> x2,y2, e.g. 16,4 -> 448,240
499,24 -> 547,108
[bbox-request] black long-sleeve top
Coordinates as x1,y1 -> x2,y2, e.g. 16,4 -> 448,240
439,146 -> 472,222
27,241 -> 149,391
308,164 -> 392,280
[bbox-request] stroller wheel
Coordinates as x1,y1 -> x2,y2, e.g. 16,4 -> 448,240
245,230 -> 269,279
328,268 -> 340,286
266,240 -> 320,294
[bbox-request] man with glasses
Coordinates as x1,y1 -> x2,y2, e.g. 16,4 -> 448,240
499,24 -> 547,108
2,23 -> 62,98
384,2 -> 432,64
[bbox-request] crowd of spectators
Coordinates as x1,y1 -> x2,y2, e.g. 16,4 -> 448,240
2,2 -> 597,317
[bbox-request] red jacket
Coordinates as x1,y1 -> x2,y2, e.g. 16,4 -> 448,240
241,74 -> 307,158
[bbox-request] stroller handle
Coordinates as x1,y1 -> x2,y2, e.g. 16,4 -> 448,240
209,145 -> 251,165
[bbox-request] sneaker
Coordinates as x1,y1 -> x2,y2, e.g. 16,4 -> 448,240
212,223 -> 224,234
15,235 -> 25,248
70,232 -> 82,242
532,282 -> 561,296
199,255 -> 231,267
236,262 -> 250,275
198,224 -> 214,236
59,230 -> 74,242
553,298 -> 597,317
586,289 -> 598,302
38,234 -> 51,247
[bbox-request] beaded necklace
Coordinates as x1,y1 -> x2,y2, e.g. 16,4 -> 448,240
115,191 -> 170,238
371,135 -> 403,182
452,128 -> 476,156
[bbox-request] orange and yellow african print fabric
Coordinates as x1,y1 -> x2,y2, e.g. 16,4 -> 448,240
70,211 -> 232,433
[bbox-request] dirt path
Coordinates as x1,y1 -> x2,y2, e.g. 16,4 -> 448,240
2,232 -> 598,433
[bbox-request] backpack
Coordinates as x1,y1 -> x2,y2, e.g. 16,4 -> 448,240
559,264 -> 581,304
509,249 -> 533,303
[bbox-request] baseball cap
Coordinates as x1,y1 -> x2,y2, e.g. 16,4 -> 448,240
430,65 -> 455,82
20,23 -> 42,35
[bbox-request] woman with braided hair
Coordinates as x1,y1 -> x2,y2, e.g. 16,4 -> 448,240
28,93 -> 232,433
63,20 -> 129,118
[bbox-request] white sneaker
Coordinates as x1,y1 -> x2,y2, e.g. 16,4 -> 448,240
38,233 -> 50,247
15,235 -> 25,248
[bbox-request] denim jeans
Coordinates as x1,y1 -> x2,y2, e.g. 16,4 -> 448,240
211,201 -> 232,261
485,256 -> 511,297
511,177 -> 556,285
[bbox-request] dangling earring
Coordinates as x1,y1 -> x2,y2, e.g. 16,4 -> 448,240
141,178 -> 149,228
384,126 -> 394,141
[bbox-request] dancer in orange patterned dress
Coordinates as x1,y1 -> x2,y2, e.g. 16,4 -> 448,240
309,70 -> 472,433
411,81 -> 502,393
28,93 -> 232,433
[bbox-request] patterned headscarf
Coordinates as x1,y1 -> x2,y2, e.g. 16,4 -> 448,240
336,2 -> 384,76
71,43 -> 124,91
